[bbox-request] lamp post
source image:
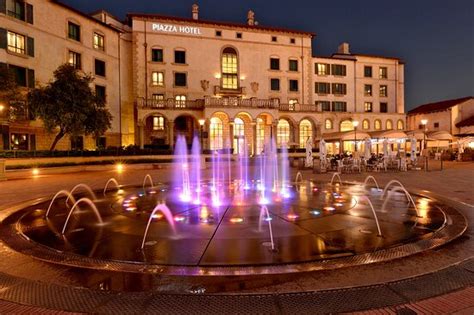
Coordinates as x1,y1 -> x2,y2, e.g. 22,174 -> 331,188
198,119 -> 205,151
352,120 -> 359,152
421,119 -> 428,171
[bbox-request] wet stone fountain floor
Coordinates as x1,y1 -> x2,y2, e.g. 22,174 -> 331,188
0,180 -> 457,272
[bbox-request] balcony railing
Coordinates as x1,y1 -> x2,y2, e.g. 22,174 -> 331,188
205,97 -> 279,109
214,86 -> 246,95
136,98 -> 205,110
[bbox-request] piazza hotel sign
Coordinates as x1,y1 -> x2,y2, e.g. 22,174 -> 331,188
152,23 -> 203,35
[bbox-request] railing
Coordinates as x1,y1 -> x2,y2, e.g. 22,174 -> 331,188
205,97 -> 279,109
136,98 -> 205,110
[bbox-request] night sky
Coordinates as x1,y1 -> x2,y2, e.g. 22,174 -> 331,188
62,0 -> 473,110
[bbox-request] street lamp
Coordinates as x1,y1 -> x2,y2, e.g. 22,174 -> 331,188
198,119 -> 205,151
352,120 -> 359,152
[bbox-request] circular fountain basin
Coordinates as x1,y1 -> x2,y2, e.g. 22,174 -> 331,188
0,180 -> 466,275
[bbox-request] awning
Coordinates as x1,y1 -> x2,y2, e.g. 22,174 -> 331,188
322,130 -> 371,141
406,130 -> 430,140
427,130 -> 453,140
369,130 -> 408,139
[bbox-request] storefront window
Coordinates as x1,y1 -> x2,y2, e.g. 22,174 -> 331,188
277,119 -> 290,147
299,119 -> 312,148
210,117 -> 223,150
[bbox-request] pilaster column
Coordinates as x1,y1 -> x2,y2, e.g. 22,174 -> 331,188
138,121 -> 145,149
271,120 -> 278,141
251,120 -> 257,156
168,120 -> 174,148
228,119 -> 234,152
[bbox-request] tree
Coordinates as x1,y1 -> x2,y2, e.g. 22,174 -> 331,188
0,65 -> 23,117
28,64 -> 112,151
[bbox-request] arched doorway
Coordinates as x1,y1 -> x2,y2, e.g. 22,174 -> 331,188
174,115 -> 197,146
145,114 -> 167,147
299,119 -> 313,148
277,119 -> 290,147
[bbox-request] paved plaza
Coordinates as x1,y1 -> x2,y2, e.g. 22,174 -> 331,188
0,161 -> 472,314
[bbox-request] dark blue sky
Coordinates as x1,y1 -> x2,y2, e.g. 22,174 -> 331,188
63,0 -> 473,110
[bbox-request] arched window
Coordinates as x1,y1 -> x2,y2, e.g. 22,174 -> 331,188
299,119 -> 312,148
386,120 -> 393,130
152,116 -> 164,131
397,119 -> 404,130
256,118 -> 265,154
340,120 -> 354,132
233,118 -> 245,154
221,47 -> 238,90
277,119 -> 290,147
374,119 -> 382,130
325,119 -> 333,130
210,117 -> 223,150
362,119 -> 370,130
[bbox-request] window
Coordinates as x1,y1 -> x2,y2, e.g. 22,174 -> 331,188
70,136 -> 84,151
332,83 -> 347,95
315,82 -> 330,94
152,93 -> 164,100
94,59 -> 106,77
364,102 -> 373,112
270,58 -> 280,70
317,101 -> 331,111
68,51 -> 81,69
6,0 -> 25,20
299,120 -> 312,148
325,119 -> 333,130
151,71 -> 164,86
340,120 -> 354,132
374,120 -> 382,130
364,84 -> 372,96
215,30 -> 222,37
316,63 -> 330,75
379,67 -> 387,79
364,66 -> 372,77
96,136 -> 106,149
256,118 -> 265,154
289,99 -> 298,110
9,65 -> 27,87
362,119 -> 370,130
7,31 -> 25,54
210,117 -> 223,150
95,85 -> 106,102
277,119 -> 290,147
380,102 -> 388,113
290,38 -> 296,44
386,120 -> 393,130
174,50 -> 186,64
380,85 -> 388,97
332,101 -> 347,112
233,117 -> 245,153
93,33 -> 104,51
151,48 -> 163,62
434,122 -> 439,128
221,47 -> 238,89
331,64 -> 346,76
289,79 -> 298,92
397,120 -> 404,130
289,59 -> 298,71
271,36 -> 277,42
236,32 -> 242,39
175,95 -> 186,107
152,116 -> 165,131
270,78 -> 280,91
174,72 -> 187,87
68,21 -> 80,41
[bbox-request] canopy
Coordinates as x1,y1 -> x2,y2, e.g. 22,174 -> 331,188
369,130 -> 408,139
323,130 -> 371,141
410,138 -> 417,161
406,130 -> 433,141
427,130 -> 453,141
364,138 -> 371,159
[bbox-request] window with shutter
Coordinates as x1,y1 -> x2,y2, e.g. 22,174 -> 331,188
26,3 -> 33,24
0,28 -> 7,49
27,68 -> 34,88
27,36 -> 34,57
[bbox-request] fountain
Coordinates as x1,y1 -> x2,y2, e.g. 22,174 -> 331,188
66,184 -> 97,204
142,174 -> 154,190
141,203 -> 176,249
381,186 -> 422,218
359,196 -> 383,237
61,198 -> 104,234
294,172 -> 303,183
363,176 -> 381,191
330,173 -> 342,185
258,206 -> 275,250
104,178 -> 120,196
45,190 -> 77,218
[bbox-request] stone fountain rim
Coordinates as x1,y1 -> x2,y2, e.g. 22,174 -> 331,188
0,182 -> 468,277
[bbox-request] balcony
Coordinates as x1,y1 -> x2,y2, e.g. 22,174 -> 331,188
214,86 -> 246,96
136,98 -> 205,110
205,97 -> 279,109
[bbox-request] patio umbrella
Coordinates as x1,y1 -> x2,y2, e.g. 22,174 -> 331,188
383,139 -> 389,157
364,138 -> 371,160
410,138 -> 417,161
305,137 -> 313,167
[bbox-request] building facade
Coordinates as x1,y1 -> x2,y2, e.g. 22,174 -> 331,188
1,1 -> 406,154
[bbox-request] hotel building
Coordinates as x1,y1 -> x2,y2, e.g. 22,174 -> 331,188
1,1 -> 406,154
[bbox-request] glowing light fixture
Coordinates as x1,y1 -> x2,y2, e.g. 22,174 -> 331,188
230,217 -> 244,223
32,168 -> 40,176
116,163 -> 124,173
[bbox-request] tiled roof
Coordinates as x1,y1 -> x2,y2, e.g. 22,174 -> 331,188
456,116 -> 474,128
408,96 -> 473,115
127,13 -> 315,36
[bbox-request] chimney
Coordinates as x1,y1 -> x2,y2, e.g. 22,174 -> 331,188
192,4 -> 199,20
247,10 -> 255,26
337,42 -> 350,54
